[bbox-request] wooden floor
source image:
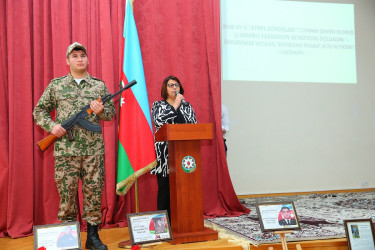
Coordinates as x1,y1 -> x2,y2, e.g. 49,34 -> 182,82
0,226 -> 349,250
0,226 -> 243,250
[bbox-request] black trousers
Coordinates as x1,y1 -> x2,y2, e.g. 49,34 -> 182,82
224,138 -> 228,155
157,175 -> 171,221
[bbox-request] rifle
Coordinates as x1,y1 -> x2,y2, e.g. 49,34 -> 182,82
36,80 -> 137,152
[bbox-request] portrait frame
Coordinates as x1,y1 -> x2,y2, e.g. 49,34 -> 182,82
33,221 -> 81,250
344,219 -> 375,250
127,210 -> 172,246
256,201 -> 301,232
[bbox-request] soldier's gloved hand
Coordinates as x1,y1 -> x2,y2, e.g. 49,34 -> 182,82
90,98 -> 104,115
51,124 -> 67,138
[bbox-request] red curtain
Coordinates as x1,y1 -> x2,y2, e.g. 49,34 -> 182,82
0,0 -> 249,238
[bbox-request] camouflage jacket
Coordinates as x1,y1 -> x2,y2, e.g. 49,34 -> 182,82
33,73 -> 116,156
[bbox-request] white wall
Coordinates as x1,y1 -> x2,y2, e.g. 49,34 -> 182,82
222,0 -> 375,195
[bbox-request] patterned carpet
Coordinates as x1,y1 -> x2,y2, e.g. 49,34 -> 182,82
206,191 -> 375,246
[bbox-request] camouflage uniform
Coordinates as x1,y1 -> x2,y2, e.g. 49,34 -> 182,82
33,73 -> 116,225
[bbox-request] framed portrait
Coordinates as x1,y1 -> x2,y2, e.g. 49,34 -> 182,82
344,219 -> 375,250
33,221 -> 81,250
127,210 -> 172,246
256,202 -> 301,232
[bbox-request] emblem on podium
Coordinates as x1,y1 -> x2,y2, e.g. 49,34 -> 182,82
181,156 -> 196,173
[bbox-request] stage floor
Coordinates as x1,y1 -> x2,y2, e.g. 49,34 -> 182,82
0,225 -> 351,250
3,189 -> 366,249
0,226 -> 350,250
0,226 -> 243,250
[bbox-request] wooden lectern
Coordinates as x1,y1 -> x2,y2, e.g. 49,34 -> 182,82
155,123 -> 218,244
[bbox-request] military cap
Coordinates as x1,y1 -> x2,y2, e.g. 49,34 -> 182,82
66,42 -> 87,58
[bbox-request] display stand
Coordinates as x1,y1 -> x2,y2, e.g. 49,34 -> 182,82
155,123 -> 218,244
118,241 -> 161,249
117,240 -> 161,250
273,231 -> 293,250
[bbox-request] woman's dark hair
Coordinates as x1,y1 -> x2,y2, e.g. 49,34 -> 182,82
161,75 -> 184,100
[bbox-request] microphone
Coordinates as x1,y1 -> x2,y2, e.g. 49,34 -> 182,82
175,91 -> 186,104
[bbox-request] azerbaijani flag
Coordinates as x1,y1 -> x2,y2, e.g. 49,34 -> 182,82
116,0 -> 157,195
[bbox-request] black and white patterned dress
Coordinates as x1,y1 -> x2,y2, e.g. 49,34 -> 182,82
151,100 -> 197,177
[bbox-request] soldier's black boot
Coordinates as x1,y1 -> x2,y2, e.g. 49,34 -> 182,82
85,224 -> 108,250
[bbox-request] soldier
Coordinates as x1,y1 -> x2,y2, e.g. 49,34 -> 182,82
33,42 -> 116,250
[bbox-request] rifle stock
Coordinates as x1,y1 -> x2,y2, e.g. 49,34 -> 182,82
37,134 -> 58,152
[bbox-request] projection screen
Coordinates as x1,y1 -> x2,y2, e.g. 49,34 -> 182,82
221,0 -> 375,195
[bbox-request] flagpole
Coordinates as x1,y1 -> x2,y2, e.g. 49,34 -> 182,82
135,179 -> 139,213
130,0 -> 139,215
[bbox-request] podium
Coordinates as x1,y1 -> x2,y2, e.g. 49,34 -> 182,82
155,123 -> 218,244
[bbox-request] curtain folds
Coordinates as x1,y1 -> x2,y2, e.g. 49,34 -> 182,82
0,0 -> 249,238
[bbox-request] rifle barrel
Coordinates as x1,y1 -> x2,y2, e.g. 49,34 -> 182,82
103,80 -> 137,104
